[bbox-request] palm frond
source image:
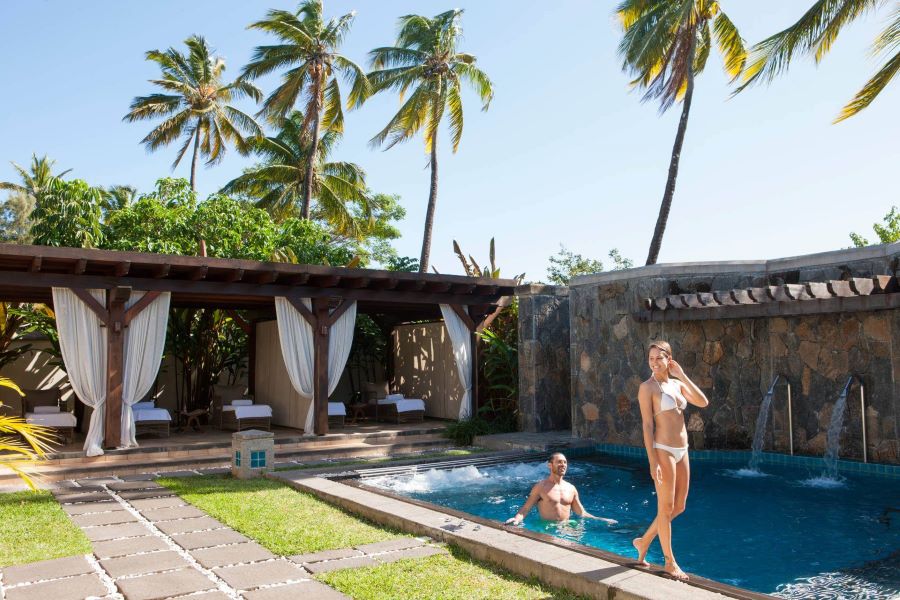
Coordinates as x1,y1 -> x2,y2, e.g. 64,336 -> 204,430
835,47 -> 900,121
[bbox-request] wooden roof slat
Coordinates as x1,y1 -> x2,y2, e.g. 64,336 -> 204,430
730,289 -> 754,305
190,266 -> 208,281
29,256 -> 42,272
225,268 -> 244,283
680,294 -> 703,308
805,281 -> 830,298
746,287 -> 772,303
872,275 -> 897,293
713,291 -> 736,306
698,292 -> 719,306
154,264 -> 171,279
73,259 -> 87,275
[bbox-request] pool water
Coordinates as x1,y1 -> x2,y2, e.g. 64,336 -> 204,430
363,454 -> 900,598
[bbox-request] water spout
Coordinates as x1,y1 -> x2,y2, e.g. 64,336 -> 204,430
747,375 -> 792,473
824,375 -> 865,477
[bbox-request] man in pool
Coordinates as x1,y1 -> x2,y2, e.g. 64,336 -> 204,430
505,453 -> 617,525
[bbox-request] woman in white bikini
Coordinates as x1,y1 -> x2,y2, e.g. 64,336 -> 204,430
632,340 -> 709,580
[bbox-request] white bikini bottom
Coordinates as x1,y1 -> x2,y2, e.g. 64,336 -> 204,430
653,441 -> 688,463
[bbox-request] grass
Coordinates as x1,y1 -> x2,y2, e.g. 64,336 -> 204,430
274,448 -> 487,472
0,490 -> 91,566
157,475 -> 401,555
319,546 -> 587,600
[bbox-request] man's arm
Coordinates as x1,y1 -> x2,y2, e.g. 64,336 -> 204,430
573,488 -> 618,525
505,483 -> 541,525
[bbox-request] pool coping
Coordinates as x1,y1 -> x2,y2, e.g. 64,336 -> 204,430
271,468 -> 773,600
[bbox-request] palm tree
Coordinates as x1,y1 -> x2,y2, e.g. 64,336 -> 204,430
124,35 -> 263,191
365,9 -> 493,273
617,0 -> 746,265
241,0 -> 370,217
221,111 -> 372,234
737,1 -> 898,122
0,154 -> 71,199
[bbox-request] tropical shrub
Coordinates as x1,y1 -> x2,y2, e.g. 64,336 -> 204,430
0,377 -> 55,490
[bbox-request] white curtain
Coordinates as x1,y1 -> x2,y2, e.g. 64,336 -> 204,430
275,297 -> 357,433
120,292 -> 171,448
52,288 -> 108,456
440,304 -> 473,420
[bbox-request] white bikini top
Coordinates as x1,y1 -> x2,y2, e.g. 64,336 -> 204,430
653,378 -> 687,416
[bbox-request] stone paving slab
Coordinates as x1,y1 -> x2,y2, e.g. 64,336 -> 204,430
119,473 -> 159,481
376,545 -> 446,564
356,537 -> 425,555
155,516 -> 225,536
170,592 -> 232,600
100,550 -> 190,578
129,495 -> 187,510
118,488 -> 175,501
52,485 -> 105,496
2,555 -> 94,586
171,528 -> 250,550
108,481 -> 163,492
140,505 -> 206,521
93,535 -> 170,559
290,548 -> 362,565
243,580 -> 350,600
4,573 -> 107,600
114,568 -> 215,600
60,500 -> 119,515
190,542 -> 276,569
74,477 -> 121,486
52,491 -> 111,504
303,555 -> 379,574
158,470 -> 201,478
71,509 -> 140,527
213,560 -> 308,591
83,521 -> 150,542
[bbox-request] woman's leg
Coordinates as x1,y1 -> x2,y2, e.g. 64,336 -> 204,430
634,448 -> 689,566
653,449 -> 687,579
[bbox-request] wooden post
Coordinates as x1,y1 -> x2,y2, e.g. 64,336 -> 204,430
313,297 -> 331,435
104,286 -> 131,449
471,330 -> 480,418
248,321 -> 257,397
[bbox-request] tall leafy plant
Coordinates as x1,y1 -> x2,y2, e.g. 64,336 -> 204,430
617,0 -> 746,265
365,9 -> 493,273
241,0 -> 370,218
29,178 -> 105,248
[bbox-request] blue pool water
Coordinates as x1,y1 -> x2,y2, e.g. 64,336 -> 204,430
364,454 -> 900,598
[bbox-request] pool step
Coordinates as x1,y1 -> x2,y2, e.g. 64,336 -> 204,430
0,434 -> 455,485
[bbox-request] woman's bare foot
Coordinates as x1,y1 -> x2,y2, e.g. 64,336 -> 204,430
632,537 -> 650,566
664,558 -> 689,581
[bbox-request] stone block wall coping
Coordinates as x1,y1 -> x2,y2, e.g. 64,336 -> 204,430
232,430 -> 274,441
569,241 -> 900,287
515,284 -> 569,297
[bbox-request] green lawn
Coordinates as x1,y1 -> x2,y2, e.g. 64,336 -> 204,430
0,491 -> 91,566
157,475 -> 401,555
320,546 -> 586,600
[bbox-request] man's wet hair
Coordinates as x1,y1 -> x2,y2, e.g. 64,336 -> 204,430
548,452 -> 566,463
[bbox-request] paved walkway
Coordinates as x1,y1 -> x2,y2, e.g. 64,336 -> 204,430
0,477 -> 446,600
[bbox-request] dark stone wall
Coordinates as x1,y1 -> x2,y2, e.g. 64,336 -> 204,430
555,244 -> 900,464
517,285 -> 570,432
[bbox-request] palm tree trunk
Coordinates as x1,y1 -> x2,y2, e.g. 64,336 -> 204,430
302,106 -> 321,220
189,125 -> 201,192
645,70 -> 695,266
419,131 -> 439,273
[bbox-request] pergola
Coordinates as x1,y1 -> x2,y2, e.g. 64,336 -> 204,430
0,244 -> 516,448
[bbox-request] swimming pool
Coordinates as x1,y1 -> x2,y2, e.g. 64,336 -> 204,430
362,453 -> 900,598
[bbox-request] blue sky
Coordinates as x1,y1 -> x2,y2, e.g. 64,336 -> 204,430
1,1 -> 898,280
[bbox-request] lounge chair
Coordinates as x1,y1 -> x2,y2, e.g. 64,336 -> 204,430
212,386 -> 272,431
132,401 -> 171,437
374,394 -> 426,424
328,402 -> 346,428
22,388 -> 76,444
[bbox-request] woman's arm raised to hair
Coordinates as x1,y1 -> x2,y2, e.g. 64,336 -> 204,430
668,360 -> 709,408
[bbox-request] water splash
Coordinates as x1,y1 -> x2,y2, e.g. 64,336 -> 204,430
824,381 -> 852,478
797,475 -> 846,489
364,461 -> 565,495
724,468 -> 772,479
747,377 -> 780,473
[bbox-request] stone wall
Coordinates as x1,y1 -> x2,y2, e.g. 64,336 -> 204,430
517,285 -> 571,432
526,243 -> 900,464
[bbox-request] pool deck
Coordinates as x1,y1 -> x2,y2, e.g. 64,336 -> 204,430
272,469 -> 757,600
473,430 -> 593,452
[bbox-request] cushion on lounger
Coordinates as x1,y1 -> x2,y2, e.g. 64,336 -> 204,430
132,401 -> 155,411
32,405 -> 60,414
230,399 -> 253,407
385,393 -> 404,401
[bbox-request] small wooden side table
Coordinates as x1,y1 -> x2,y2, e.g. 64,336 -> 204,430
348,403 -> 368,425
180,408 -> 208,432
